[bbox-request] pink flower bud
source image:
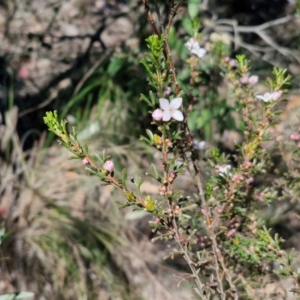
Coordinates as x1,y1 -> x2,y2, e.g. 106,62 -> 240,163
152,109 -> 163,121
247,177 -> 254,184
240,75 -> 249,84
18,65 -> 30,80
258,192 -> 265,202
244,161 -> 252,168
103,160 -> 114,172
164,87 -> 172,96
272,90 -> 282,101
226,229 -> 236,237
229,59 -> 237,67
223,56 -> 230,63
161,186 -> 167,192
82,157 -> 90,165
248,75 -> 258,85
0,206 -> 7,215
154,218 -> 160,224
276,135 -> 283,142
232,173 -> 243,182
290,133 -> 300,140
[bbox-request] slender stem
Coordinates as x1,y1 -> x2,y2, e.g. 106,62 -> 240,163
178,237 -> 208,299
142,1 -> 238,298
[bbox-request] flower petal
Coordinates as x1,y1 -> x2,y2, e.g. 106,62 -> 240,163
256,95 -> 265,101
263,93 -> 272,102
170,97 -> 182,109
198,141 -> 206,150
159,98 -> 170,110
162,111 -> 171,121
171,110 -> 184,121
185,42 -> 192,51
185,38 -> 200,51
191,48 -> 206,58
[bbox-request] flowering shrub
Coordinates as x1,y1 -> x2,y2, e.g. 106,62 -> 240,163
44,1 -> 300,299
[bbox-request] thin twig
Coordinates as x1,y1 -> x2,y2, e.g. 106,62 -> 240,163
207,15 -> 300,63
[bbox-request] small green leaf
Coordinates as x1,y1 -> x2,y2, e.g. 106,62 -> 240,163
107,57 -> 126,76
146,129 -> 154,143
140,135 -> 152,145
121,169 -> 128,189
140,94 -> 153,106
149,91 -> 157,106
182,17 -> 193,36
151,163 -> 159,179
188,0 -> 200,19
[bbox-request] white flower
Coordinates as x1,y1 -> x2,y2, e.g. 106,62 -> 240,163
159,98 -> 184,122
185,37 -> 199,51
256,92 -> 273,102
218,165 -> 232,177
185,37 -> 206,59
193,139 -> 206,150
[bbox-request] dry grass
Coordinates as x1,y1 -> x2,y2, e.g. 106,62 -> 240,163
0,106 -> 194,300
0,107 -> 141,299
